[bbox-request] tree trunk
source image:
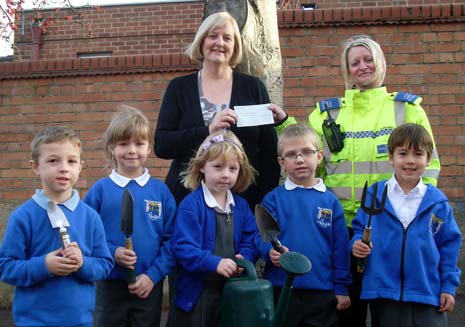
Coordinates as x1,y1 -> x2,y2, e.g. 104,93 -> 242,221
204,0 -> 283,107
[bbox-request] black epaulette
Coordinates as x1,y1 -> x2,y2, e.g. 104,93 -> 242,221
394,92 -> 419,104
318,98 -> 342,112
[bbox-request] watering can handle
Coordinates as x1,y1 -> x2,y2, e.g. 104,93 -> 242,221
233,258 -> 258,281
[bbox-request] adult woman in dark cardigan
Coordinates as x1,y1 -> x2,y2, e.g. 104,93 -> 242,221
155,11 -> 280,209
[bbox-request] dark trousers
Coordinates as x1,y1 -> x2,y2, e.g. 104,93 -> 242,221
273,287 -> 338,327
338,228 -> 368,327
370,299 -> 447,327
94,279 -> 163,327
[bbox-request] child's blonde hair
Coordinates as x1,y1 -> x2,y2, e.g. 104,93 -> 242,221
102,105 -> 153,169
278,123 -> 321,156
182,130 -> 256,192
31,126 -> 82,163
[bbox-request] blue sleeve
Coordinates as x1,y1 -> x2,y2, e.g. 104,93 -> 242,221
0,213 -> 51,287
172,196 -> 221,274
330,199 -> 351,295
75,210 -> 114,282
435,202 -> 462,296
235,198 -> 259,263
145,188 -> 177,284
83,184 -> 119,257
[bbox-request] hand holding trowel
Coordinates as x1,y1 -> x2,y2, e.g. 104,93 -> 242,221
47,201 -> 71,249
356,181 -> 387,274
120,189 -> 136,284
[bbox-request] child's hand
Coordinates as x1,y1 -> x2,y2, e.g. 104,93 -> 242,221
233,254 -> 244,276
335,295 -> 351,311
45,249 -> 80,276
61,242 -> 83,269
115,246 -> 137,269
269,245 -> 289,267
128,274 -> 154,299
217,258 -> 237,278
352,240 -> 371,258
439,293 -> 455,312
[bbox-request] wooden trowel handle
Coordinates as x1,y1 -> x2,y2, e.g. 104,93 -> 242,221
125,237 -> 136,284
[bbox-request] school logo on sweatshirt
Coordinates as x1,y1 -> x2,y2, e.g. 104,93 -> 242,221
145,200 -> 162,221
429,213 -> 443,236
316,207 -> 332,228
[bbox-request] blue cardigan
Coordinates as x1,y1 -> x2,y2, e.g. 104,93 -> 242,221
172,186 -> 258,312
350,181 -> 462,306
154,70 -> 280,208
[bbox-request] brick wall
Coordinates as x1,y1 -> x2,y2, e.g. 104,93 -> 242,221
2,3 -> 465,209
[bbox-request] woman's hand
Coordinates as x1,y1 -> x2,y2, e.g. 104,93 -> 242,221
268,103 -> 287,123
209,109 -> 237,134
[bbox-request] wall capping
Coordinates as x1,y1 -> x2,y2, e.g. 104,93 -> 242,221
277,4 -> 465,27
0,54 -> 198,80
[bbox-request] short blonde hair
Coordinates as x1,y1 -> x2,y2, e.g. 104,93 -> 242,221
278,123 -> 320,156
182,130 -> 256,192
341,35 -> 386,89
102,105 -> 153,169
185,11 -> 242,68
31,126 -> 82,163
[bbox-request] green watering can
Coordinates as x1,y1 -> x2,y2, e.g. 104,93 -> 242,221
220,205 -> 312,327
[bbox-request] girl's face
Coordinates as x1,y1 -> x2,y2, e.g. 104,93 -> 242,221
347,45 -> 376,89
389,144 -> 430,193
201,22 -> 235,66
200,155 -> 240,200
111,134 -> 150,178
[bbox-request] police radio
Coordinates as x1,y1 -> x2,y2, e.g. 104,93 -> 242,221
322,105 -> 344,153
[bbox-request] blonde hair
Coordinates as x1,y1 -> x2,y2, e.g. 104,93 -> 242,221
185,11 -> 243,68
102,105 -> 153,169
182,130 -> 256,192
278,123 -> 320,156
341,35 -> 386,89
31,126 -> 82,163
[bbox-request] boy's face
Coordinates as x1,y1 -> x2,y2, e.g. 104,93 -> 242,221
31,140 -> 83,203
111,135 -> 150,179
278,135 -> 322,188
389,143 -> 431,192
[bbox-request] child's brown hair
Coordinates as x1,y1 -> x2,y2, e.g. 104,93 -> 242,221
388,123 -> 433,160
31,126 -> 82,163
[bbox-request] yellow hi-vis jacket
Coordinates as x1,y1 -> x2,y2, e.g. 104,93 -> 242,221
277,87 -> 440,227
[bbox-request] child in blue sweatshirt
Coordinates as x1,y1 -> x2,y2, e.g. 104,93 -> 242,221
84,105 -> 176,327
171,130 -> 258,327
351,123 -> 461,327
0,126 -> 114,327
256,123 -> 351,327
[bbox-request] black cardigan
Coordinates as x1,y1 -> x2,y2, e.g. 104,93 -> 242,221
154,70 -> 280,208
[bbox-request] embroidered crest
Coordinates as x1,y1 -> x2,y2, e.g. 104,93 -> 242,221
429,213 -> 444,236
317,207 -> 333,228
145,200 -> 162,221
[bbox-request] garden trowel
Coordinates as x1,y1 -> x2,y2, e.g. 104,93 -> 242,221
255,204 -> 285,254
120,189 -> 136,284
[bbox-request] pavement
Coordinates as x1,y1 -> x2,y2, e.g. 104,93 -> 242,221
1,295 -> 464,326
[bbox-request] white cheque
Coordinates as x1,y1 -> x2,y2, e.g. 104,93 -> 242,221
234,104 -> 274,127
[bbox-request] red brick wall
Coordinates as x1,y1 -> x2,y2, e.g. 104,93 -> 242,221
2,3 -> 465,212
